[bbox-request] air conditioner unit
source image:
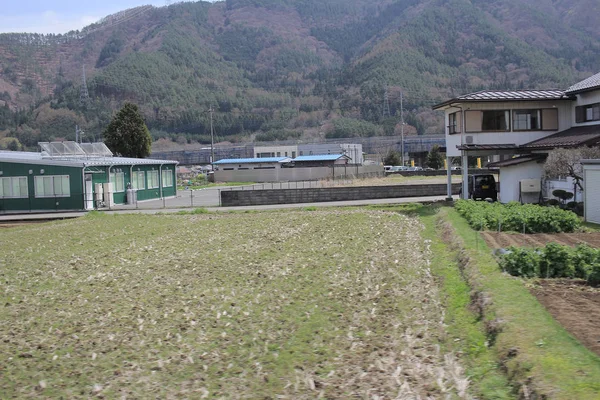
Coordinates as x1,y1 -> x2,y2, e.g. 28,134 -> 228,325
465,135 -> 474,144
520,179 -> 541,193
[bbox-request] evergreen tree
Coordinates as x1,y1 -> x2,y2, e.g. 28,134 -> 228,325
103,102 -> 152,158
383,150 -> 401,166
426,145 -> 444,169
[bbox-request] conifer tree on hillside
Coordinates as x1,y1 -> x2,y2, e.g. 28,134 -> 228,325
426,145 -> 444,170
103,102 -> 152,158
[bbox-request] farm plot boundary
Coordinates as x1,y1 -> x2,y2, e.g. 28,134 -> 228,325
439,207 -> 600,399
482,232 -> 600,249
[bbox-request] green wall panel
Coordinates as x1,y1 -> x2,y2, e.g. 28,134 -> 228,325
0,161 -> 84,212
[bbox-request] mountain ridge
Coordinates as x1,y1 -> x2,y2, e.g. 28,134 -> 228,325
0,0 -> 598,148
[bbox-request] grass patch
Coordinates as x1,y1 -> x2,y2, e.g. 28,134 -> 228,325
178,181 -> 253,190
419,208 -> 513,399
582,221 -> 600,231
443,207 -> 600,399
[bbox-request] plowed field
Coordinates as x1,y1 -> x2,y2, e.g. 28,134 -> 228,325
0,210 -> 470,398
481,232 -> 600,249
531,280 -> 600,356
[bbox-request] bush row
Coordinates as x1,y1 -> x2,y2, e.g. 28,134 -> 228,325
499,243 -> 600,284
454,200 -> 581,233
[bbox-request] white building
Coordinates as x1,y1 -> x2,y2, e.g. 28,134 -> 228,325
582,160 -> 600,224
434,72 -> 600,203
254,146 -> 298,159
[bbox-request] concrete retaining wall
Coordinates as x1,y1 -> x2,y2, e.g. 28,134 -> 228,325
221,183 -> 461,206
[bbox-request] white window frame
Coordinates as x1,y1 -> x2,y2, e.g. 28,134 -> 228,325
0,176 -> 28,198
161,170 -> 173,187
147,170 -> 159,189
513,110 -> 541,131
34,175 -> 70,198
109,171 -> 125,192
132,171 -> 145,190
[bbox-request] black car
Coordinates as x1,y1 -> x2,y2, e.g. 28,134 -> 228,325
461,174 -> 497,201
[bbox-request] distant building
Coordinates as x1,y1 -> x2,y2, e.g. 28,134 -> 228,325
254,146 -> 297,159
213,157 -> 293,171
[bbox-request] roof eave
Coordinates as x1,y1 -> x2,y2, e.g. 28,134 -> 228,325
565,85 -> 600,96
432,97 -> 572,111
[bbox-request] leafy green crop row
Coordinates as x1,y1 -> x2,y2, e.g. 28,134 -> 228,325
455,200 -> 581,233
499,243 -> 600,284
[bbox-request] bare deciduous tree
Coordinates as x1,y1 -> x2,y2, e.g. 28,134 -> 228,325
543,147 -> 600,191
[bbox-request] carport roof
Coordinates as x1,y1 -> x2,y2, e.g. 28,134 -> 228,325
487,155 -> 546,168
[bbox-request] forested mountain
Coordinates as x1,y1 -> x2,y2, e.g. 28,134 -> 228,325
0,0 -> 598,149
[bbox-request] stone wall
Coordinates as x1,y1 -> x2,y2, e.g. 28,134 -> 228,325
221,183 -> 461,206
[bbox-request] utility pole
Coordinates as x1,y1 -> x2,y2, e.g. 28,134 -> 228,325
209,106 -> 215,168
400,90 -> 404,166
383,84 -> 391,118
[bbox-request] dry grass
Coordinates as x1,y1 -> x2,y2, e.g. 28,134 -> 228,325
1,210 -> 469,398
320,175 -> 463,188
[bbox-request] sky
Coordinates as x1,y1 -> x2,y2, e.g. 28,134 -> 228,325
0,1 -> 216,34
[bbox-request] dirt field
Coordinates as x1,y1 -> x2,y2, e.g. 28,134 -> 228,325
0,210 -> 470,398
481,232 -> 600,249
531,280 -> 600,356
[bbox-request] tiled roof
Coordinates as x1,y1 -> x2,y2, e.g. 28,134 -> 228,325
522,125 -> 600,149
293,154 -> 348,161
433,90 -> 571,109
487,155 -> 546,168
566,72 -> 600,95
213,157 -> 291,164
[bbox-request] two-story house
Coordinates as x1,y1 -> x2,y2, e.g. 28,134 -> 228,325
433,72 -> 600,202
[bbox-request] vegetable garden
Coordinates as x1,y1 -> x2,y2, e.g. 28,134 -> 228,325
454,200 -> 581,233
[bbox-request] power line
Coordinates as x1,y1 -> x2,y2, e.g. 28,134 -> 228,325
79,65 -> 89,108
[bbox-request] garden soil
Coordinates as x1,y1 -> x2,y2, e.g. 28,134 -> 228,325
481,232 -> 600,249
531,280 -> 600,356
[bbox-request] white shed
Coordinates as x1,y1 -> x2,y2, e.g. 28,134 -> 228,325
487,155 -> 545,203
582,160 -> 600,224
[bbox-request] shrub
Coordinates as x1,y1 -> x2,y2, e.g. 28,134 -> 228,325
552,189 -> 574,204
500,247 -> 540,278
588,265 -> 600,286
573,244 -> 598,279
540,243 -> 575,278
498,243 -> 600,281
